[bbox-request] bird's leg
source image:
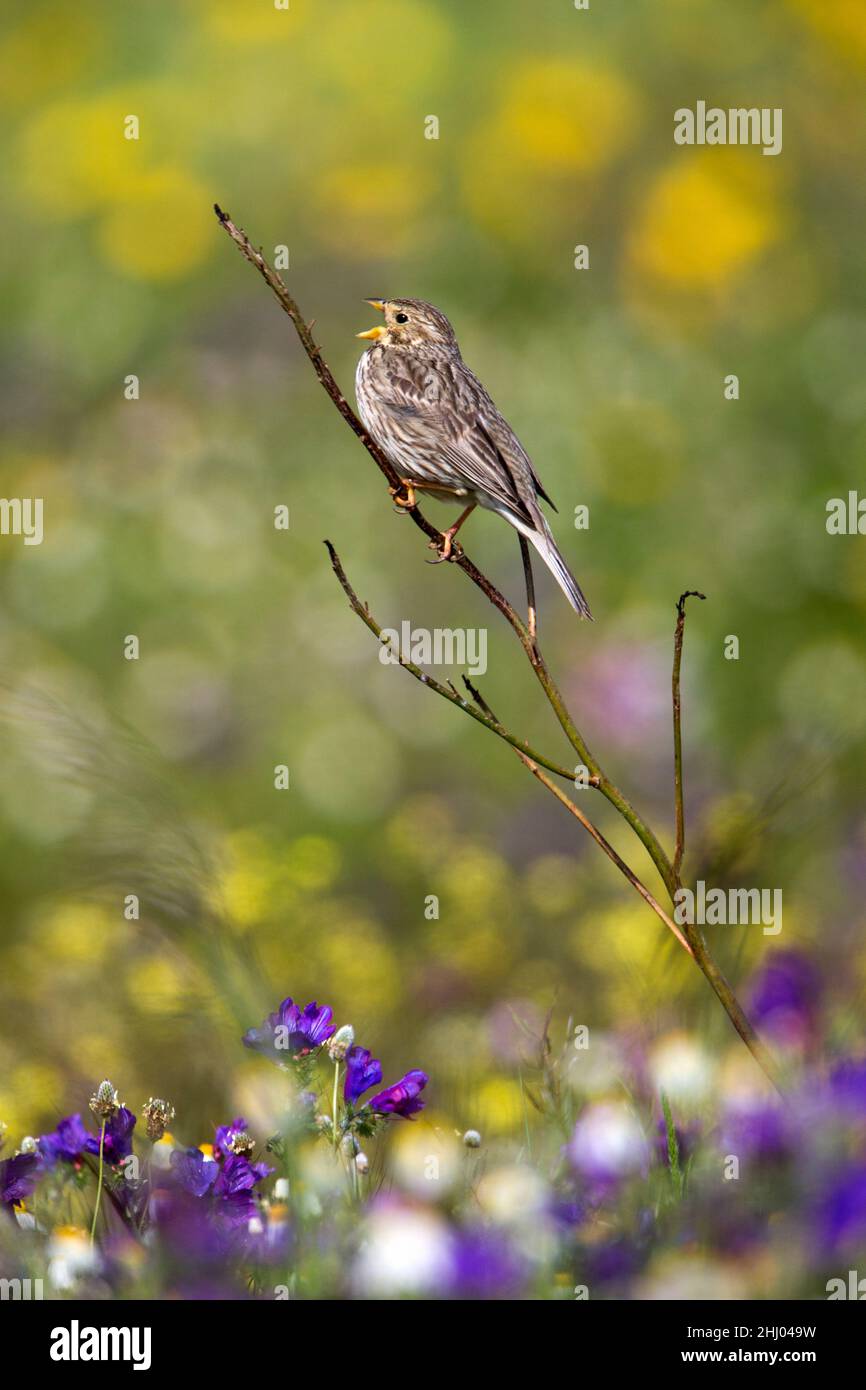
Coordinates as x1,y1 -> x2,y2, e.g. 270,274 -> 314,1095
389,479 -> 417,512
427,503 -> 477,564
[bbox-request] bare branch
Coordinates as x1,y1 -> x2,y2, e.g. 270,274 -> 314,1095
217,207 -> 779,1090
325,541 -> 593,787
461,675 -> 694,957
215,204 -> 675,896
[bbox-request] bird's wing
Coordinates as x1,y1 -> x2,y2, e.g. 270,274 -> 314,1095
376,358 -> 551,529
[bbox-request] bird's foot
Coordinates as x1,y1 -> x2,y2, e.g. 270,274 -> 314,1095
389,481 -> 416,512
426,530 -> 462,564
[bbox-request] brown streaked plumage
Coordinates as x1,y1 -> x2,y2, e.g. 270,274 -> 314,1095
354,297 -> 591,618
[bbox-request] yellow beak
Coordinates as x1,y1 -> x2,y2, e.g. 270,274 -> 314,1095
357,299 -> 386,339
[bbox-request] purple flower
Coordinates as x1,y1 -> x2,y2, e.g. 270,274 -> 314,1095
344,1046 -> 383,1106
815,1163 -> 866,1256
38,1113 -> 88,1166
212,1154 -> 273,1229
0,1151 -> 43,1207
719,1096 -> 793,1162
214,1117 -> 254,1160
827,1057 -> 866,1116
170,1147 -> 219,1199
370,1070 -> 428,1119
748,951 -> 821,1049
243,997 -> 336,1063
568,1102 -> 649,1187
84,1106 -> 136,1164
449,1229 -> 527,1299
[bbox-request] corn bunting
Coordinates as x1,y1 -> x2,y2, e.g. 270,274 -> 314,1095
355,298 -> 591,618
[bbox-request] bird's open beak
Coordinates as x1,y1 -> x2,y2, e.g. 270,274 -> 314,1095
357,299 -> 387,339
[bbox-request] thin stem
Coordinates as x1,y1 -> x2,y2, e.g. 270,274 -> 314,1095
216,206 -> 778,1090
215,205 -> 674,896
672,591 -> 705,883
325,541 -> 597,787
332,1062 -> 341,1153
89,1121 -> 106,1246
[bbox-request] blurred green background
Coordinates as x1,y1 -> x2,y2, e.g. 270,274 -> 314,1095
1,0 -> 865,1146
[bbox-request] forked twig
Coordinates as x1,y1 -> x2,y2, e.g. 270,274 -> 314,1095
216,205 -> 780,1090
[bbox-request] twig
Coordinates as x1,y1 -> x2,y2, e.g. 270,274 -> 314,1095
216,206 -> 779,1089
325,542 -> 594,787
462,675 -> 694,957
214,204 -> 674,898
672,590 -> 705,884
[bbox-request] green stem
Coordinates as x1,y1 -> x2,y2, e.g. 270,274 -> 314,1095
89,1120 -> 106,1246
332,1062 -> 341,1153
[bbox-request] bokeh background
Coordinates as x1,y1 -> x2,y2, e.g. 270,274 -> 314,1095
1,0 -> 865,1166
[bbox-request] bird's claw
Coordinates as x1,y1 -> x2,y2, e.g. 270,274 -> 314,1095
426,532 -> 461,564
389,482 -> 416,512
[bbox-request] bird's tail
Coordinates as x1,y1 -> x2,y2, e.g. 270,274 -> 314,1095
527,521 -> 592,620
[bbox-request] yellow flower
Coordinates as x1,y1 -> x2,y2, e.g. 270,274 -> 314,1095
627,154 -> 781,288
98,167 -> 213,280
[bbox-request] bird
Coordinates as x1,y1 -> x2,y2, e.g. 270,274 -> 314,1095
354,297 -> 592,619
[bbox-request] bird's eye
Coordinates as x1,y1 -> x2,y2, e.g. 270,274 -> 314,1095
394,312 -> 409,324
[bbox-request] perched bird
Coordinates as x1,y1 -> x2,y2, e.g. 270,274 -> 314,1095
355,297 -> 591,619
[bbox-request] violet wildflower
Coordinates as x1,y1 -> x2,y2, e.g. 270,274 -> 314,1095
344,1046 -> 383,1106
0,1150 -> 43,1207
38,1113 -> 88,1166
84,1106 -> 136,1164
214,1117 -> 255,1159
170,1146 -> 219,1199
243,996 -> 336,1063
748,950 -> 821,1049
370,1070 -> 428,1119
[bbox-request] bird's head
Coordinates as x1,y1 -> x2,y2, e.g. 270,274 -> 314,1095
357,298 -> 458,350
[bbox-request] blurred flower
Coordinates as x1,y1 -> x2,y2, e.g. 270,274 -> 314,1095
352,1199 -> 452,1298
627,153 -> 781,289
748,950 -> 821,1049
815,1163 -> 866,1257
47,1224 -> 100,1291
827,1056 -> 866,1116
649,1033 -> 714,1105
370,1070 -> 428,1119
463,1129 -> 482,1148
243,997 -> 336,1063
0,1150 -> 42,1206
343,1045 -> 383,1105
569,1102 -> 649,1186
450,1228 -> 527,1299
719,1095 -> 793,1162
